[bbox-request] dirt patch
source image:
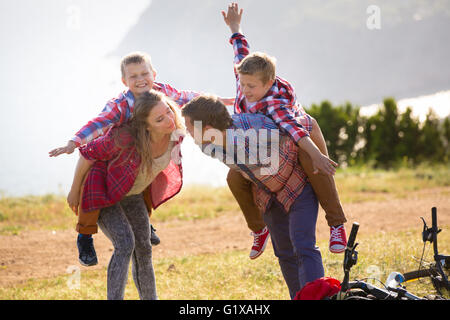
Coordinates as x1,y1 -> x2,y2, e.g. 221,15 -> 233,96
0,187 -> 449,288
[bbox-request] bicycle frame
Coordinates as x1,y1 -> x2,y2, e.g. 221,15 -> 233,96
346,280 -> 422,300
404,208 -> 450,292
336,221 -> 426,300
430,207 -> 449,291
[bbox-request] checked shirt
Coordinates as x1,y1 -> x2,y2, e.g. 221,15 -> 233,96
204,113 -> 309,214
78,125 -> 184,213
230,32 -> 312,144
71,82 -> 199,147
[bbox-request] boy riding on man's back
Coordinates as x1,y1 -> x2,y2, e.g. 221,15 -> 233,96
221,3 -> 348,258
182,95 -> 326,297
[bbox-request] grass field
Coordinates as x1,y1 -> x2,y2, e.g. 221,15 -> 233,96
1,229 -> 448,300
0,165 -> 449,300
1,164 -> 448,235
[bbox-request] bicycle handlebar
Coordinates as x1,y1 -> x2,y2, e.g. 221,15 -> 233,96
346,281 -> 423,300
347,222 -> 360,249
432,207 -> 437,230
339,222 -> 360,297
431,207 -> 439,255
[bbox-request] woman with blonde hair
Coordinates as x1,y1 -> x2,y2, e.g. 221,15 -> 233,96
67,90 -> 185,300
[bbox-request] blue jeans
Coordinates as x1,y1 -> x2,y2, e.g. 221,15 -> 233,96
263,183 -> 324,299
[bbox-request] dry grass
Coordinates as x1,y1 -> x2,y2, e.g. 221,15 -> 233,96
0,165 -> 449,299
1,228 -> 448,300
1,165 -> 448,235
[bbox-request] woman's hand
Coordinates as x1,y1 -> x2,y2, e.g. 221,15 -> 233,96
67,188 -> 81,215
221,2 -> 243,34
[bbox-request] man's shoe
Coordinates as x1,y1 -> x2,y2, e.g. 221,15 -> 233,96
249,226 -> 270,260
329,224 -> 347,254
150,225 -> 160,246
77,234 -> 98,267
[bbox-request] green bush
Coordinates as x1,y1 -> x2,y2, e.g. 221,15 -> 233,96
305,98 -> 449,168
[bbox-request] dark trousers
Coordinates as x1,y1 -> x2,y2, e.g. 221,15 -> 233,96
264,183 -> 324,298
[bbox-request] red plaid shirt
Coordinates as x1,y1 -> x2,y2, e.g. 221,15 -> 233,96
230,33 -> 312,143
79,126 -> 184,213
241,134 -> 307,215
251,136 -> 307,214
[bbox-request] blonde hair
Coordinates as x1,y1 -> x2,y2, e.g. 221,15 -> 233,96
113,90 -> 184,175
236,51 -> 277,84
120,51 -> 154,78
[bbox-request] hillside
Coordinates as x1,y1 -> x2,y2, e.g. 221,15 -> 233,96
111,0 -> 450,106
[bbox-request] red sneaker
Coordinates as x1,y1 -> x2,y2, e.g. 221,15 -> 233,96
249,226 -> 270,260
329,224 -> 347,254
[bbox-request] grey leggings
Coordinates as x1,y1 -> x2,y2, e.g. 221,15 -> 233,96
97,194 -> 157,300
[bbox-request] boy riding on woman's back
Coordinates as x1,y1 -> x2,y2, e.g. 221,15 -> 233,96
49,53 -> 207,266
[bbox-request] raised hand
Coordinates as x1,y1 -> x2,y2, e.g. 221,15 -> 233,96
221,2 -> 243,34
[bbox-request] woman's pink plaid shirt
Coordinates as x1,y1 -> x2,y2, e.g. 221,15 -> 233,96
79,126 -> 184,213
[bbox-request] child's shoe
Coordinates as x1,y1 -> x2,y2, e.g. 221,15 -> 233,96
329,224 -> 347,254
249,226 -> 270,259
77,234 -> 98,266
150,225 -> 160,246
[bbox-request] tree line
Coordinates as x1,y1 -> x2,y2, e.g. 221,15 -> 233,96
305,98 -> 450,168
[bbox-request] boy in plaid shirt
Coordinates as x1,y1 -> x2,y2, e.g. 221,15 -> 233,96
221,3 -> 347,259
49,52 -> 206,266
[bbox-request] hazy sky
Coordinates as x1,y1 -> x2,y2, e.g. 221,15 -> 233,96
0,0 -> 448,196
0,0 -> 234,196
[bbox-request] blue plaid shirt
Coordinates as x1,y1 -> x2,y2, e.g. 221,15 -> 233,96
203,113 -> 309,214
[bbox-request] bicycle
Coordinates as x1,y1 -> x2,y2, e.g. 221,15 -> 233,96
401,207 -> 449,298
332,219 -> 441,300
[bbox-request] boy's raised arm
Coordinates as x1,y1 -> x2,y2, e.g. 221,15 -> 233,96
221,2 -> 243,34
222,3 -> 248,66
